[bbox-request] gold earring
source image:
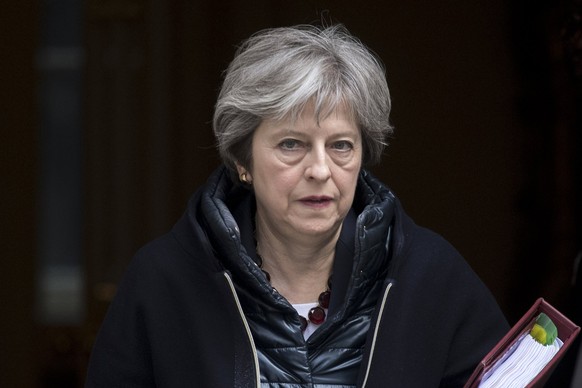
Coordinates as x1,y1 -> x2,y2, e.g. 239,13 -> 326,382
240,172 -> 249,184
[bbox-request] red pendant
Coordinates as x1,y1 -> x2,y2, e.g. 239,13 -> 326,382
308,306 -> 326,325
318,290 -> 331,309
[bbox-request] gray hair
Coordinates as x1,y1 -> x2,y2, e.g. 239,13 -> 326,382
213,24 -> 394,174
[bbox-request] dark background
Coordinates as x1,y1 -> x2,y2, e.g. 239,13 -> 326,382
2,1 -> 581,387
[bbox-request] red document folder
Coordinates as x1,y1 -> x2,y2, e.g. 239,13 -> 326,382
464,298 -> 580,387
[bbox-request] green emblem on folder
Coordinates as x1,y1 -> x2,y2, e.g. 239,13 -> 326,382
530,313 -> 558,346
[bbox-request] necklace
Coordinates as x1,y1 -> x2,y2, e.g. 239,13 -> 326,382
255,253 -> 332,332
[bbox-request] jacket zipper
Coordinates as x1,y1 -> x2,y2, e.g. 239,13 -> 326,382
361,282 -> 393,388
223,272 -> 261,388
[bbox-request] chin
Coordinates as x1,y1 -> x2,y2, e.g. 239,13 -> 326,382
296,221 -> 339,237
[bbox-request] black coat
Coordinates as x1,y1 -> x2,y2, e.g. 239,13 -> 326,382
86,167 -> 509,387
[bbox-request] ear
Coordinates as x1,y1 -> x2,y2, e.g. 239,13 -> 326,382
235,162 -> 245,176
235,162 -> 253,183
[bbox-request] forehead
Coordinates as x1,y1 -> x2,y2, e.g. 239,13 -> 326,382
264,102 -> 359,134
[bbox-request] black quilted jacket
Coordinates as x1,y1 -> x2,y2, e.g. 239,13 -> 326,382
86,166 -> 508,387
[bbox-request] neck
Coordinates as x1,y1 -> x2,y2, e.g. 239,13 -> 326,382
255,224 -> 338,304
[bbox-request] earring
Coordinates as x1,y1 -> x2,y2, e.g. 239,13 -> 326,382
239,172 -> 250,184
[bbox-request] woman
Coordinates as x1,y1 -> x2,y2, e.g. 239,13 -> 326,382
86,25 -> 508,387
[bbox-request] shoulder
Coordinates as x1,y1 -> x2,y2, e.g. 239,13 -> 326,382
114,225 -> 221,306
125,230 -> 190,275
391,204 -> 469,278
387,200 -> 505,320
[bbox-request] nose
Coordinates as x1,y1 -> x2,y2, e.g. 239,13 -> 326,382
304,146 -> 331,181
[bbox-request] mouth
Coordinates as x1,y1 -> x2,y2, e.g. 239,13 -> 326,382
299,196 -> 333,207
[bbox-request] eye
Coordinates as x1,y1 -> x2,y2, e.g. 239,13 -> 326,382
279,139 -> 301,150
331,140 -> 354,151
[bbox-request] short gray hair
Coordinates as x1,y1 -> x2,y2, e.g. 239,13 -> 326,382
213,24 -> 393,173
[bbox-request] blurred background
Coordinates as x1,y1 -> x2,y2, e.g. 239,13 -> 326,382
1,0 -> 581,386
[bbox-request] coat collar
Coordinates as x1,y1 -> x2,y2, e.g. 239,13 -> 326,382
185,166 -> 395,309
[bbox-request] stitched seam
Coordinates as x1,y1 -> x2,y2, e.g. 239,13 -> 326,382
361,282 -> 392,388
223,272 -> 260,387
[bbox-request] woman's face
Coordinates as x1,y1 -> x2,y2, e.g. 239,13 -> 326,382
240,104 -> 362,243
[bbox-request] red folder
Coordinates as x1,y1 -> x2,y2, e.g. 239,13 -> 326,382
465,298 -> 580,387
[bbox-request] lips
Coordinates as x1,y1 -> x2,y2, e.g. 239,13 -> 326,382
299,196 -> 333,208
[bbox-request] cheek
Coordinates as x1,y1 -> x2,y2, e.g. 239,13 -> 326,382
277,171 -> 302,189
253,167 -> 296,200
338,169 -> 360,199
